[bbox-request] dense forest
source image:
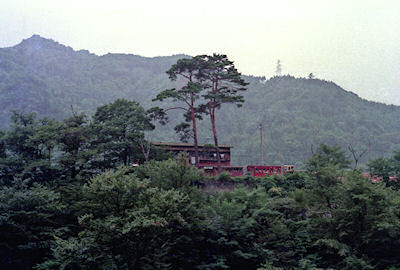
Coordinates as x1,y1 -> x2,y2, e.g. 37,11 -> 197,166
1,98 -> 400,269
1,35 -> 400,167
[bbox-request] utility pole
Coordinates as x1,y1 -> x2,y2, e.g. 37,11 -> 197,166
368,139 -> 371,162
259,124 -> 264,165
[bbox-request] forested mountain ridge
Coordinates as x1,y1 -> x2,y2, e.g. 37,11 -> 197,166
229,76 -> 400,166
1,35 -> 399,167
0,35 -> 184,126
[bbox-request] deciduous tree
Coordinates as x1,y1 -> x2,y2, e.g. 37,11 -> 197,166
92,99 -> 154,169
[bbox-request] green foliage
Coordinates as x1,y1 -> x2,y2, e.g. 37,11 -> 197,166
217,171 -> 232,183
198,54 -> 249,109
0,111 -> 62,184
40,167 -> 202,269
0,179 -> 65,269
136,153 -> 204,189
0,130 -> 6,158
205,188 -> 270,268
305,144 -> 349,210
306,170 -> 400,269
1,145 -> 400,268
6,111 -> 39,160
91,99 -> 154,169
308,143 -> 351,169
57,113 -> 93,180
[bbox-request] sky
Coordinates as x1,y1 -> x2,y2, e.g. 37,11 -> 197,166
1,0 -> 399,105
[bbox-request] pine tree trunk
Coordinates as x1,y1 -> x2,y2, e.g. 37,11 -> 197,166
192,112 -> 199,167
210,110 -> 221,173
190,94 -> 200,167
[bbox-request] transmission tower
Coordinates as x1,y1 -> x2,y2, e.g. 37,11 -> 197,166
275,59 -> 282,76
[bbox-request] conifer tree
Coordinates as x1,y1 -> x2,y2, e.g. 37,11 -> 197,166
198,54 -> 248,172
153,57 -> 206,167
58,113 -> 92,179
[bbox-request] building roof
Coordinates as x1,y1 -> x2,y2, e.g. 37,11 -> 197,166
152,142 -> 232,148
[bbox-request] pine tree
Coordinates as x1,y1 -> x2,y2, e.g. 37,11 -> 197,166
153,57 -> 207,167
198,54 -> 248,172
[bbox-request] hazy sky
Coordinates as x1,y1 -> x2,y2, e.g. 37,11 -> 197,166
1,0 -> 399,105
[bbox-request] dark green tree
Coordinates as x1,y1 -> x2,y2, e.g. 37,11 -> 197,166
393,151 -> 400,177
136,153 -> 203,189
5,111 -> 38,161
27,118 -> 60,163
91,99 -> 154,169
0,130 -> 12,184
57,113 -> 93,180
2,111 -> 61,184
306,144 -> 350,209
0,130 -> 6,159
309,143 -> 350,169
51,114 -> 95,265
41,167 -> 203,269
0,179 -> 65,269
309,171 -> 400,269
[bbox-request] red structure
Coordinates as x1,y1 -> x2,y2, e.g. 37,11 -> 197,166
362,172 -> 398,183
152,142 -> 244,177
247,165 -> 295,177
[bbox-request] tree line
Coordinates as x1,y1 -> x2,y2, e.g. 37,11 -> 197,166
1,118 -> 400,269
0,99 -> 168,186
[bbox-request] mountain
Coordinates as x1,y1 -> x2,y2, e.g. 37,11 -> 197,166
0,35 -> 184,126
222,76 -> 400,167
1,35 -> 399,167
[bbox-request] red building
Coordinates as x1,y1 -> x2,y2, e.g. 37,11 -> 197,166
152,142 -> 243,176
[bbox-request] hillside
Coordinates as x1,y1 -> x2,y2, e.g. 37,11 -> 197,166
0,35 -> 184,126
1,35 -> 399,167
218,76 -> 400,167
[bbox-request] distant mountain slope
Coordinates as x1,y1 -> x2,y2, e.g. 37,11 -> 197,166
1,35 -> 399,167
216,76 -> 400,166
0,35 -> 184,126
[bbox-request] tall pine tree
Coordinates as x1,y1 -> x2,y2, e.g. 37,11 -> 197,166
153,57 -> 206,167
198,54 -> 248,172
